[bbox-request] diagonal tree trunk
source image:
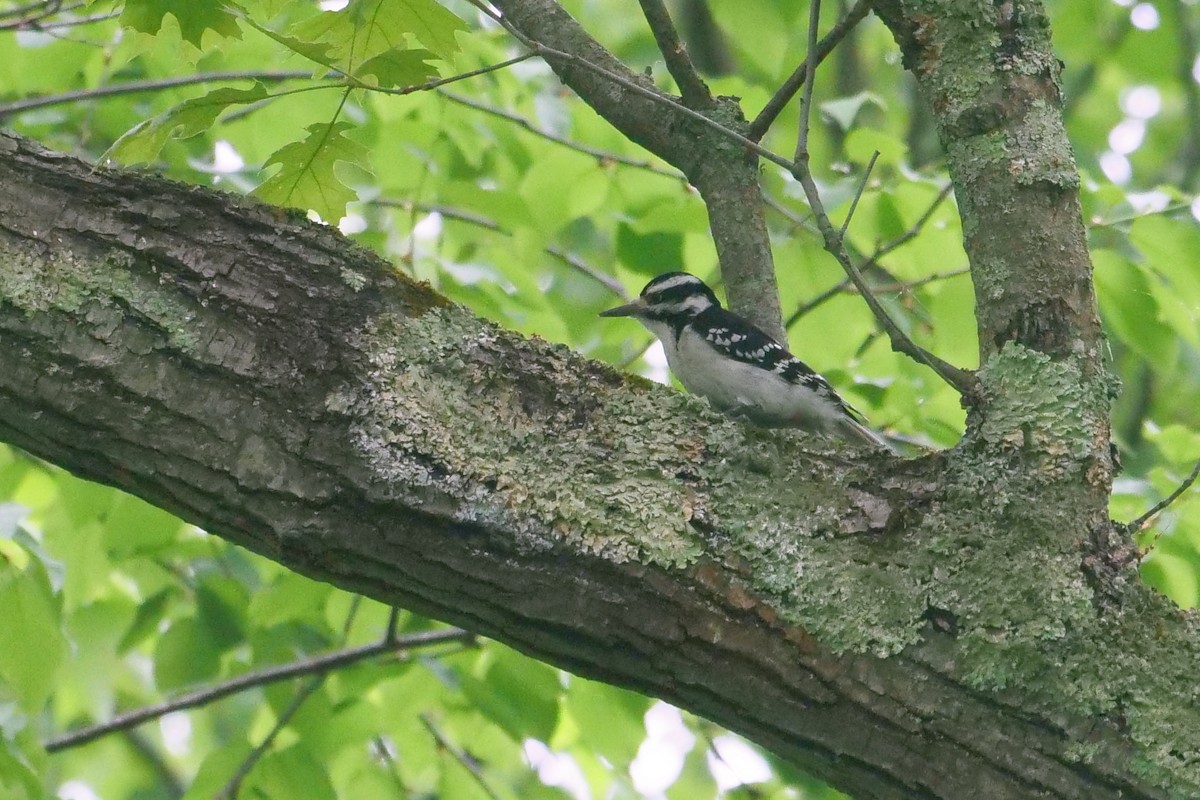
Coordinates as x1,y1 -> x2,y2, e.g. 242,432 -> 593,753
0,125 -> 1196,798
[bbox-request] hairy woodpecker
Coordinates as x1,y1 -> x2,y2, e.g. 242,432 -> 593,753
600,272 -> 890,450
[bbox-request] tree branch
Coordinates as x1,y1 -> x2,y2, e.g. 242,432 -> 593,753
1125,457 -> 1200,534
3,131 -> 1198,798
485,0 -> 787,339
748,0 -> 871,141
0,71 -> 315,118
374,198 -> 630,298
636,0 -> 713,109
45,627 -> 474,752
436,89 -> 685,181
218,676 -> 325,799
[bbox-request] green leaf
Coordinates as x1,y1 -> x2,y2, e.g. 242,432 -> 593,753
0,559 -> 65,712
117,588 -> 174,654
120,0 -> 244,47
243,746 -> 337,800
249,570 -> 332,628
461,647 -> 560,742
1141,549 -> 1200,609
820,91 -> 886,132
356,48 -> 441,88
844,127 -> 908,168
104,84 -> 271,165
291,0 -> 466,67
0,745 -> 42,800
183,743 -> 255,800
563,676 -> 650,766
437,747 -> 495,800
1093,249 -> 1177,373
254,120 -> 370,222
196,574 -> 249,650
617,224 -> 684,275
154,617 -> 221,689
237,13 -> 339,69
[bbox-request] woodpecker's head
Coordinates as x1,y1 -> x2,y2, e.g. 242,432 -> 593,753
599,272 -> 720,323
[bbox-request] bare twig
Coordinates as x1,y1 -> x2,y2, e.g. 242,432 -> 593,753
44,627 -> 474,752
367,51 -> 539,97
751,0 -> 870,141
217,675 -> 324,799
794,0 -> 824,165
376,199 -> 629,299
1125,458 -> 1200,534
437,89 -> 684,180
20,8 -> 118,32
872,184 -> 955,260
0,0 -> 64,23
420,714 -> 504,800
786,268 -> 968,327
864,267 -> 969,294
466,0 -> 808,175
385,606 -> 401,641
1087,202 -> 1194,229
793,164 -> 976,393
0,71 -> 315,117
0,0 -> 81,30
637,0 -> 713,108
839,150 -> 879,238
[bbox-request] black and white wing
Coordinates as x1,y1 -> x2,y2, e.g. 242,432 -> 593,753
692,307 -> 890,449
695,307 -> 868,423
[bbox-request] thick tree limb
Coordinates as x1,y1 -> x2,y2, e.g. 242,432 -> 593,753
1,133 -> 1198,799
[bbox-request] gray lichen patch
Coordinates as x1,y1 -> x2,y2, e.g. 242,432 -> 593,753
342,299 -> 940,655
976,342 -> 1106,461
0,241 -> 201,352
345,304 -> 720,567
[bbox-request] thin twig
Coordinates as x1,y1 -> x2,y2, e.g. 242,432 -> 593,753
420,714 -> 504,800
750,0 -> 870,141
367,51 -> 538,97
44,627 -> 474,752
20,8 -> 118,32
872,184 -> 954,260
376,199 -> 629,298
793,164 -> 976,393
217,675 -> 325,799
466,0 -> 808,176
385,606 -> 401,642
0,0 -> 64,23
786,268 -> 968,328
0,71 -> 315,117
0,0 -> 81,30
839,150 -> 879,238
637,0 -> 712,108
437,89 -> 684,180
863,268 -> 969,294
794,0 -> 823,165
1087,202 -> 1194,229
1125,458 -> 1200,534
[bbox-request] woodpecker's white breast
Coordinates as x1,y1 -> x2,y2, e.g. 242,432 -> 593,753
642,319 -> 846,431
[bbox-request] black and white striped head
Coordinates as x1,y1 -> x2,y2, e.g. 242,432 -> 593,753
599,272 -> 720,323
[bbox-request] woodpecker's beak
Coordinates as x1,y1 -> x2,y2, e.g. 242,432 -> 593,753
599,298 -> 646,318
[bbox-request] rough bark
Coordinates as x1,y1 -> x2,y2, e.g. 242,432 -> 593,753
1,132 -> 1198,799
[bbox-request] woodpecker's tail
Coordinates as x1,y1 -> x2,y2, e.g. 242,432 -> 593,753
835,416 -> 896,454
